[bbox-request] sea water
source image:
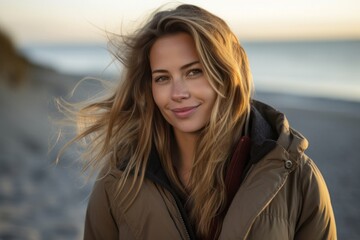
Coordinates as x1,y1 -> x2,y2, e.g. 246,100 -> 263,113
21,40 -> 360,102
21,43 -> 119,77
244,40 -> 360,102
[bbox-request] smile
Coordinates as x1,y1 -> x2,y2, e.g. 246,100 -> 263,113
171,105 -> 200,118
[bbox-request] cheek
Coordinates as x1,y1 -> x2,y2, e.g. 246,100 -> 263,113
202,84 -> 217,106
204,88 -> 217,116
151,85 -> 164,108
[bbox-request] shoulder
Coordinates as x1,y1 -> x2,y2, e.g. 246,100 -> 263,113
290,154 -> 331,206
296,155 -> 328,193
84,169 -> 123,239
86,168 -> 124,218
88,168 -> 131,210
292,155 -> 337,238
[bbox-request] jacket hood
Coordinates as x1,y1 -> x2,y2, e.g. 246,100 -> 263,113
250,100 -> 309,168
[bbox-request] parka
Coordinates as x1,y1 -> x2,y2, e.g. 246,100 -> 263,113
84,100 -> 337,239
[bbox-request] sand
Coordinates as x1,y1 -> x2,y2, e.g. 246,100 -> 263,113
0,67 -> 359,239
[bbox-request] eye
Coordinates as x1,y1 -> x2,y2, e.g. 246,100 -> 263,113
153,75 -> 170,83
187,68 -> 203,78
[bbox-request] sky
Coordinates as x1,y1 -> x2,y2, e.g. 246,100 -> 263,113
0,0 -> 360,45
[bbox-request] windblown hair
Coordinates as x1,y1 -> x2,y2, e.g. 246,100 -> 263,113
61,4 -> 253,239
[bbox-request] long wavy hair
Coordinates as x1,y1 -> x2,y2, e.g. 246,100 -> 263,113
60,4 -> 253,238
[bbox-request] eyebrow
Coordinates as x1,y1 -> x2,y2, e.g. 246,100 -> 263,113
151,61 -> 200,74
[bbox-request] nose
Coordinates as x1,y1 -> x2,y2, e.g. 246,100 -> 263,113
171,78 -> 190,102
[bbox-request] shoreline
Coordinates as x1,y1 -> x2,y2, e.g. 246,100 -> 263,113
254,90 -> 360,115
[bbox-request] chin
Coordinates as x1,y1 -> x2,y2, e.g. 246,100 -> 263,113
173,124 -> 206,135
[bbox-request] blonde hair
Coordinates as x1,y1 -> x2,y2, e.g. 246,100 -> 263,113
60,4 -> 253,239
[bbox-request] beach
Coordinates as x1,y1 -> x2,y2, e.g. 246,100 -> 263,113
0,65 -> 359,239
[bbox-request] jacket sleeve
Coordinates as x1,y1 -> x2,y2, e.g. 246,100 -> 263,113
83,174 -> 119,240
295,157 -> 337,240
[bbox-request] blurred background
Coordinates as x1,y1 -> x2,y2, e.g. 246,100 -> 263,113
0,0 -> 359,239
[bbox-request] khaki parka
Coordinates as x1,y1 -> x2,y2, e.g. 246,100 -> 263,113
84,101 -> 337,240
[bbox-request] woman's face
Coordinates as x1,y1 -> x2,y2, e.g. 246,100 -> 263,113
150,32 -> 216,135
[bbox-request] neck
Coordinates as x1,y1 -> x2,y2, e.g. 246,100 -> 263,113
173,130 -> 199,187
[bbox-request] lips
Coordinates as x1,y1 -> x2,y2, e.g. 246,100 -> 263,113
171,105 -> 199,118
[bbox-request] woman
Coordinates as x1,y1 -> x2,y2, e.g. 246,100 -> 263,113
66,4 -> 336,239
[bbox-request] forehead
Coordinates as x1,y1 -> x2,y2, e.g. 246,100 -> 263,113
149,32 -> 199,69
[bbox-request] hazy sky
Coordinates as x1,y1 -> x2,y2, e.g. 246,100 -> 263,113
1,0 -> 359,45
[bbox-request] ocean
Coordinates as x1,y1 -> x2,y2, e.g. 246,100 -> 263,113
20,40 -> 360,102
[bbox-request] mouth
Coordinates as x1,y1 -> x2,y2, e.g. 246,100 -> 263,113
171,105 -> 200,118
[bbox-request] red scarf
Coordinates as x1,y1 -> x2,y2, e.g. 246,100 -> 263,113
207,136 -> 251,239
